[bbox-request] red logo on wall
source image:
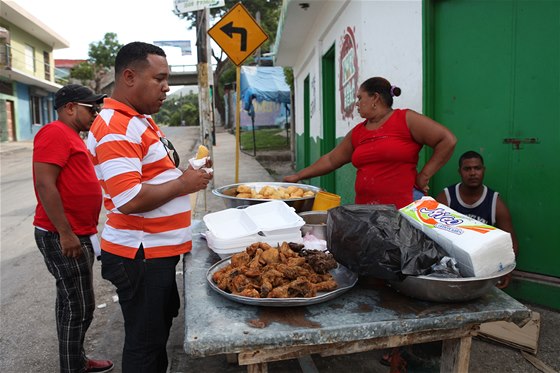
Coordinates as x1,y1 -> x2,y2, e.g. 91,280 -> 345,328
339,27 -> 359,119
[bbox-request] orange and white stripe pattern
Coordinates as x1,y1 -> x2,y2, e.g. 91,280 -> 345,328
87,98 -> 191,259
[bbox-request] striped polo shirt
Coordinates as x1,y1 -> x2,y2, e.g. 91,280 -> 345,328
87,98 -> 192,259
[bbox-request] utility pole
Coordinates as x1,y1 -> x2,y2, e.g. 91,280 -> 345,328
196,7 -> 214,190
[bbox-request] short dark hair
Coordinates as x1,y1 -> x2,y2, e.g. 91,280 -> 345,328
114,42 -> 166,76
459,150 -> 484,167
360,77 -> 401,107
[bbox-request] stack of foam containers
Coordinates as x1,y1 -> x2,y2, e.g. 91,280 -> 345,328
203,200 -> 305,258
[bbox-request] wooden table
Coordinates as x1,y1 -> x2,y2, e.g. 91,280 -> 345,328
183,222 -> 531,373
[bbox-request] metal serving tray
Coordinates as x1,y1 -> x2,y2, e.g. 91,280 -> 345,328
206,256 -> 358,307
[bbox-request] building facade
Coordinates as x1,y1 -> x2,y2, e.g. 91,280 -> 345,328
274,0 -> 560,309
0,0 -> 68,142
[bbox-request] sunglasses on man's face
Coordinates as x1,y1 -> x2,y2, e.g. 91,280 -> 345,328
75,102 -> 100,114
160,137 -> 180,167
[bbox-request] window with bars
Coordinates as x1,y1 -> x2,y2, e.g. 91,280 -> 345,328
43,51 -> 50,80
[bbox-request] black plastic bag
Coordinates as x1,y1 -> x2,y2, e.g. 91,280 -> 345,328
327,204 -> 446,280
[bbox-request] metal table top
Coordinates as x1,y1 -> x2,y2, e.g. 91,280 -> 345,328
183,221 -> 531,357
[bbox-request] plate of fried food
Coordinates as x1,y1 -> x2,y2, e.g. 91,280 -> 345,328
212,182 -> 322,212
207,241 -> 358,306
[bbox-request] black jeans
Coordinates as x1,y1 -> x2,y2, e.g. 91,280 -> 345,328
101,248 -> 180,373
34,228 -> 95,373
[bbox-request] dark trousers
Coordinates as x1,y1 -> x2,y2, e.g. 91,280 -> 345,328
34,228 -> 95,373
101,248 -> 180,373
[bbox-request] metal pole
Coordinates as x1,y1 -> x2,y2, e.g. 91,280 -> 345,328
252,114 -> 256,157
235,65 -> 241,183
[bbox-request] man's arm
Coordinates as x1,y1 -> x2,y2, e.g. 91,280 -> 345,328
33,162 -> 82,258
495,196 -> 518,256
435,190 -> 449,205
118,167 -> 212,214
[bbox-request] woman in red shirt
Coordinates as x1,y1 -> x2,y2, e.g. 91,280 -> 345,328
284,77 -> 456,209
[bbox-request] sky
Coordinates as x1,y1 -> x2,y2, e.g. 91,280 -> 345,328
12,0 -> 200,67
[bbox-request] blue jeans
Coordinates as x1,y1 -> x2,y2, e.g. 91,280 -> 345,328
101,248 -> 180,373
34,228 -> 95,373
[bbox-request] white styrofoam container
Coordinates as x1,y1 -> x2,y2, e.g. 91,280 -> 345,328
203,200 -> 304,240
206,230 -> 304,259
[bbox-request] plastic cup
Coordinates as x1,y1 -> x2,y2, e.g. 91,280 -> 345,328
312,191 -> 341,211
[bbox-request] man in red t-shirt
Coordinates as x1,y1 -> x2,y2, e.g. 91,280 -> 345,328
33,84 -> 113,373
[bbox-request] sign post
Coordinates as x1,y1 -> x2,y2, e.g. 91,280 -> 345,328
208,3 -> 268,183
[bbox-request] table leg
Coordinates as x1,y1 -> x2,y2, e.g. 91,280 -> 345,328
440,336 -> 472,373
247,362 -> 268,373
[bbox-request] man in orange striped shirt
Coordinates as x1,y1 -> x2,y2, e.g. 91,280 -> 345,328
87,42 -> 212,373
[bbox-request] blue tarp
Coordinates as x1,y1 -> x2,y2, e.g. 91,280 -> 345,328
240,66 -> 291,108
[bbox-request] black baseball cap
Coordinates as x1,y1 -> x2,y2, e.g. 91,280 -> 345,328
54,84 -> 106,110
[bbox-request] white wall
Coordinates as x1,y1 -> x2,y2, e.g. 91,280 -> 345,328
291,0 -> 423,140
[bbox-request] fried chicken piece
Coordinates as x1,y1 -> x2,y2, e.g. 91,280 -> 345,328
260,280 -> 273,297
279,242 -> 298,258
260,247 -> 279,264
313,280 -> 338,292
286,256 -> 306,267
230,251 -> 251,268
230,274 -> 253,293
300,249 -> 338,274
259,242 -> 274,250
246,243 -> 260,257
216,268 -> 240,291
212,266 -> 229,283
243,267 -> 262,278
248,248 -> 264,269
236,288 -> 260,298
261,268 -> 286,287
268,277 -> 317,298
288,242 -> 305,252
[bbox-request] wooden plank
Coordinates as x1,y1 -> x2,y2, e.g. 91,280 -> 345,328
226,353 -> 238,364
521,351 -> 557,373
297,355 -> 319,373
479,311 -> 540,354
247,362 -> 268,373
238,325 -> 477,365
440,336 -> 472,373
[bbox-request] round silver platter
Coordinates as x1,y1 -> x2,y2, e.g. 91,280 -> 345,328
388,263 -> 516,303
206,256 -> 358,307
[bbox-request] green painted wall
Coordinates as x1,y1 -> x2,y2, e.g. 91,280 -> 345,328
425,0 -> 560,308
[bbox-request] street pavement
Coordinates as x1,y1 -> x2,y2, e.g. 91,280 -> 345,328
1,126 -> 559,373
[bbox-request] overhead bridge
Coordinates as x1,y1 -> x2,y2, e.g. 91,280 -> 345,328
169,64 -> 199,86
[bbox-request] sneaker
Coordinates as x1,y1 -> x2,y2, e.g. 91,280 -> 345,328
85,359 -> 114,373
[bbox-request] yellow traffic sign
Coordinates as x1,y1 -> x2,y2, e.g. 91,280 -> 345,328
207,3 -> 268,66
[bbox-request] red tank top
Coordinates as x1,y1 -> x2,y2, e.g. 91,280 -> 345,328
351,109 -> 422,209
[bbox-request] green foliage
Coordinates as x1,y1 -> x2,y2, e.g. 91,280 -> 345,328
153,91 -> 200,126
88,32 -> 122,68
70,62 -> 95,83
69,32 -> 123,92
283,67 -> 294,90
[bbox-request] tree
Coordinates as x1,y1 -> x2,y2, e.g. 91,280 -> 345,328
70,32 -> 122,93
153,91 -> 200,127
175,0 -> 282,126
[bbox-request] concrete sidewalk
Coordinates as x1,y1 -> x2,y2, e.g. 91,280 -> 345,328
191,127 -> 275,220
